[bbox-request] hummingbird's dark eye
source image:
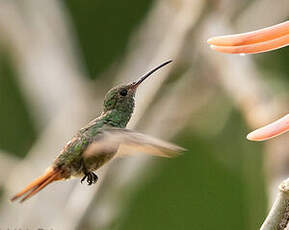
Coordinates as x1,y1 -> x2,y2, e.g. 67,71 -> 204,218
119,89 -> 128,96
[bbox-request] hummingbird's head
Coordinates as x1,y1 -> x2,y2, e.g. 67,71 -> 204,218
102,60 -> 172,127
103,60 -> 172,113
103,84 -> 136,113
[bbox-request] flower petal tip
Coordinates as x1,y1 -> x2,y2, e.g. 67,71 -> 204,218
246,131 -> 264,142
207,37 -> 214,45
246,132 -> 255,141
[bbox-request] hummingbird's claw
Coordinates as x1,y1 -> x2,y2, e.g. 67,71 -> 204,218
87,173 -> 93,185
91,172 -> 98,184
81,174 -> 87,184
81,172 -> 98,185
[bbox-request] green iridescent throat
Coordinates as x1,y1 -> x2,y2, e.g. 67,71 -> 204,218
102,100 -> 135,128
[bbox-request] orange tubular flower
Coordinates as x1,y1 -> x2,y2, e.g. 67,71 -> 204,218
247,115 -> 289,141
208,21 -> 289,54
207,21 -> 289,141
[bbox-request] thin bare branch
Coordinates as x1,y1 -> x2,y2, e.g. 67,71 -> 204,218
260,179 -> 289,230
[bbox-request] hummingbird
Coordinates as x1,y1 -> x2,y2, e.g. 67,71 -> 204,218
11,60 -> 185,203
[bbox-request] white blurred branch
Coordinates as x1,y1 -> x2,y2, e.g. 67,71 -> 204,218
260,178 -> 289,230
0,150 -> 19,184
0,0 -> 90,126
0,0 -> 98,228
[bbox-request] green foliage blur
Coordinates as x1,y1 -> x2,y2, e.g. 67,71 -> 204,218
0,50 -> 36,157
117,111 -> 266,230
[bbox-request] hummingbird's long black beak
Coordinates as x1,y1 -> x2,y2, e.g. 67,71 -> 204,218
131,60 -> 172,90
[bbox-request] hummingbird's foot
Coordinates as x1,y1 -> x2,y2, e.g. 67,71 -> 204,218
81,172 -> 98,186
80,174 -> 87,184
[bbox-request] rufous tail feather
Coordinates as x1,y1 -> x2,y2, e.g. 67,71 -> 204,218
10,167 -> 62,203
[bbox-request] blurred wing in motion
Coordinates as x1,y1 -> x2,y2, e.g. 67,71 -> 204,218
207,21 -> 289,54
85,128 -> 186,158
247,114 -> 289,141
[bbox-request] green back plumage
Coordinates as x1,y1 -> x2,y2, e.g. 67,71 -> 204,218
54,84 -> 136,172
